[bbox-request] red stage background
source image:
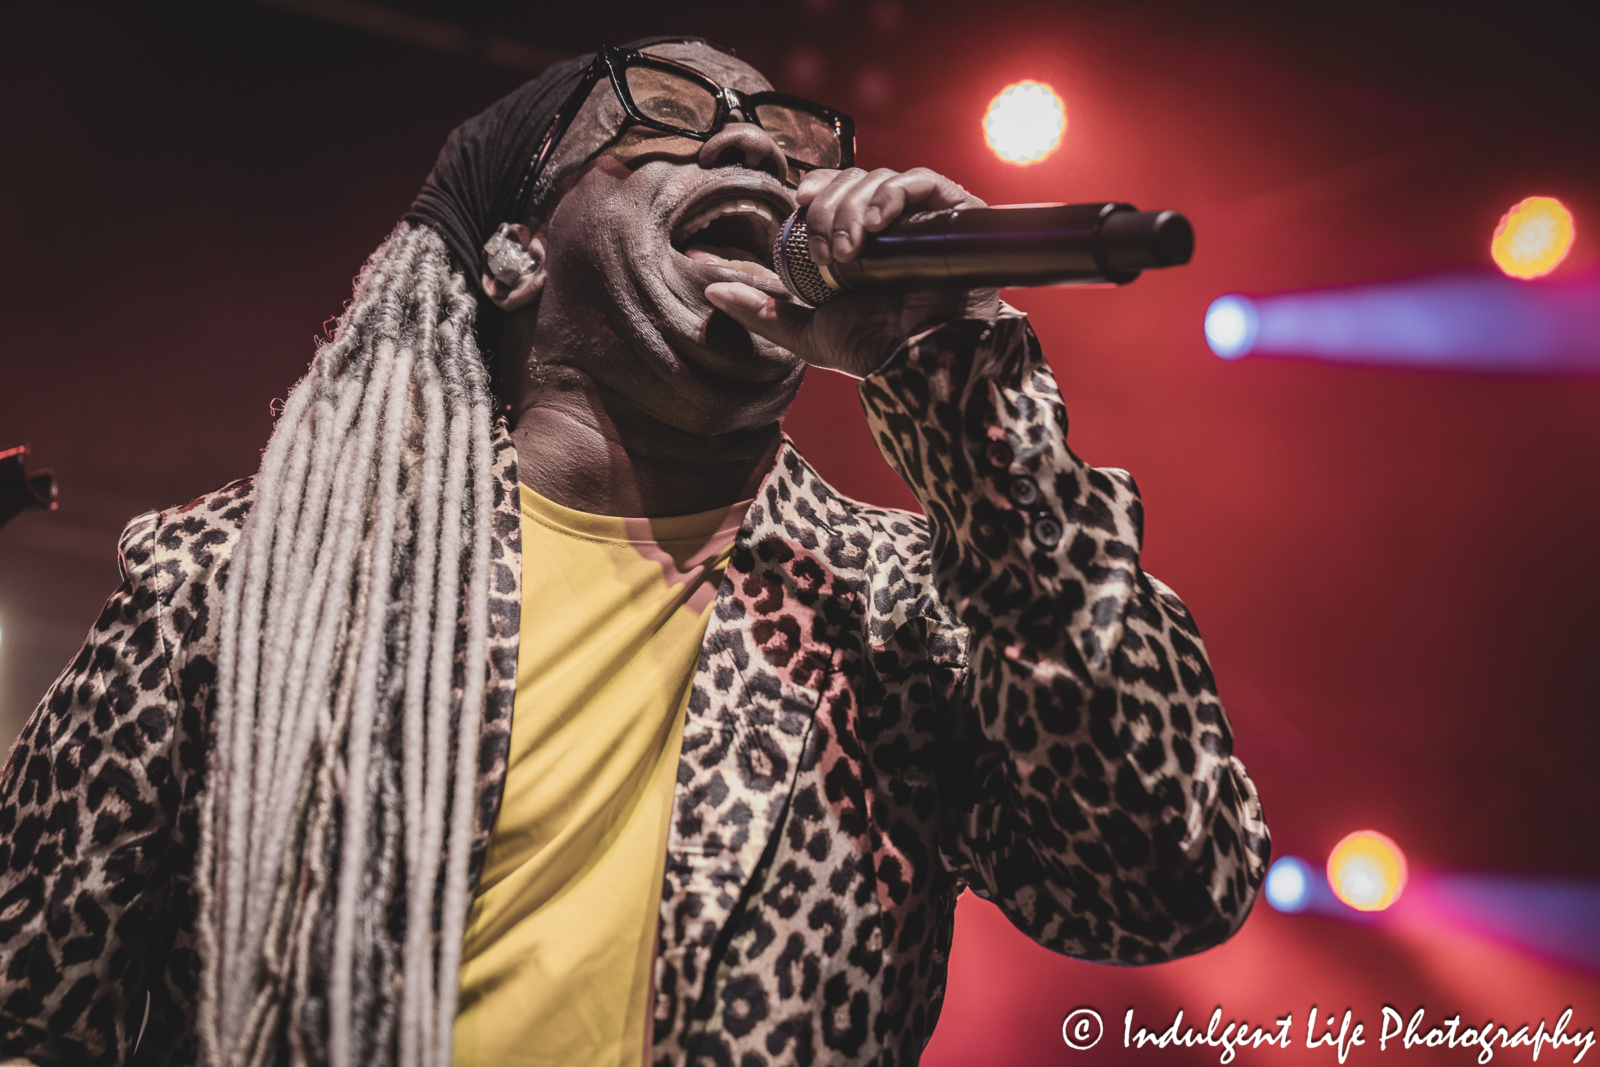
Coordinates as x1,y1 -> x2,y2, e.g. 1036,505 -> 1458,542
2,2 -> 1595,1063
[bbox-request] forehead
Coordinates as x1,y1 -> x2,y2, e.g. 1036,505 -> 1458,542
639,42 -> 773,94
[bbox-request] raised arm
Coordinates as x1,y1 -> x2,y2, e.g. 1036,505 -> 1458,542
701,159 -> 1269,963
858,308 -> 1270,963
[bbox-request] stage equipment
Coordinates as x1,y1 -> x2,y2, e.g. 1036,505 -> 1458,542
1327,830 -> 1408,912
0,444 -> 57,532
1204,271 -> 1600,372
1492,196 -> 1575,279
772,202 -> 1194,307
983,80 -> 1066,165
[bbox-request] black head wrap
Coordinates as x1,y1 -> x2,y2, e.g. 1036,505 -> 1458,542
405,36 -> 716,283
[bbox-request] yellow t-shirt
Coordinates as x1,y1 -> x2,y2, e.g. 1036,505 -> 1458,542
453,484 -> 749,1067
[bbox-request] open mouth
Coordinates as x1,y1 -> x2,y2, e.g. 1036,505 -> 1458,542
670,194 -> 782,280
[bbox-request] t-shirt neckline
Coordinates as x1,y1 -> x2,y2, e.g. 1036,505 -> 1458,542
519,483 -> 753,548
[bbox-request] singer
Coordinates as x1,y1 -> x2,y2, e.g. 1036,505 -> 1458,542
0,37 -> 1268,1067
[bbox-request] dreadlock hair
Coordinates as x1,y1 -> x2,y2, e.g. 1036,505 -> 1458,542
197,221 -> 495,1067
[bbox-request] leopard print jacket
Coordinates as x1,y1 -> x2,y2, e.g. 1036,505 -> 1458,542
0,309 -> 1269,1066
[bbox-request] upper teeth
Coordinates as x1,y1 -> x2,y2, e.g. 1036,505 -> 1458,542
678,198 -> 775,241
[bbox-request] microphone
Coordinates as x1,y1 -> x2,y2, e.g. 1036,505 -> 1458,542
770,201 -> 1194,307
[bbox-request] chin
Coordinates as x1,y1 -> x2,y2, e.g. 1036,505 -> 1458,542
679,349 -> 804,429
650,337 -> 803,439
692,307 -> 802,381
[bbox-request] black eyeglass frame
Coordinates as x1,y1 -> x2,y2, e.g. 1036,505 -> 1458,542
515,45 -> 856,206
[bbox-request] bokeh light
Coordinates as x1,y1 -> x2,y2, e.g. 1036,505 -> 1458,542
1204,294 -> 1259,358
1327,830 -> 1408,912
983,80 -> 1066,165
1265,856 -> 1314,913
1491,196 -> 1575,279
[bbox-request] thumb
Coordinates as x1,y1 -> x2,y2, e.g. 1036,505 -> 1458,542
705,281 -> 814,355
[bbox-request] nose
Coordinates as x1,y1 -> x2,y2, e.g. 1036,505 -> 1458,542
697,120 -> 790,185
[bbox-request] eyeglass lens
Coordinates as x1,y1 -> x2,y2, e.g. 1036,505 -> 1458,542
620,66 -> 843,170
622,68 -> 720,131
753,105 -> 843,169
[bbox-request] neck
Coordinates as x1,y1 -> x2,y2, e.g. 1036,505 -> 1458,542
508,372 -> 782,518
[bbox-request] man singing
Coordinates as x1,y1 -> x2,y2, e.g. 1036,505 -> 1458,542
0,36 -> 1268,1067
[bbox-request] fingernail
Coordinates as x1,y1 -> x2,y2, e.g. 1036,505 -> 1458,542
833,231 -> 853,259
864,206 -> 882,228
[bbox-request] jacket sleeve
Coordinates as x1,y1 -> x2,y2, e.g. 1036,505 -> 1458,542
0,511 -> 194,1065
857,307 -> 1271,964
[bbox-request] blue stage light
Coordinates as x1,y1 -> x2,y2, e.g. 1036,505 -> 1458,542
1206,272 -> 1600,373
1204,295 -> 1259,358
1426,874 -> 1600,974
1265,856 -> 1314,913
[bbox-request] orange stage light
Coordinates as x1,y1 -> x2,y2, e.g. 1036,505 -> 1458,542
1491,196 -> 1575,279
1327,830 -> 1408,912
983,80 -> 1066,166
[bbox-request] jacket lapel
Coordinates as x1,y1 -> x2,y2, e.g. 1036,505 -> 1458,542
653,442 -> 869,1047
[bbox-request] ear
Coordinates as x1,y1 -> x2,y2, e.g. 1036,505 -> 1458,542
480,222 -> 550,312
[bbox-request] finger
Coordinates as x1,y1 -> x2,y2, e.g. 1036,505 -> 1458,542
865,168 -> 982,232
825,168 -> 900,263
793,171 -> 844,269
802,168 -> 869,267
794,168 -> 841,207
704,281 -> 814,355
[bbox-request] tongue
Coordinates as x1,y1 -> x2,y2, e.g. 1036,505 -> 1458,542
685,245 -> 777,280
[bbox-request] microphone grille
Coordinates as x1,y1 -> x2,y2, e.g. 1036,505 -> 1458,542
772,211 -> 838,308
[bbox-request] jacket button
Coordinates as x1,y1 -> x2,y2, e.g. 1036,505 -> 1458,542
1009,476 -> 1039,506
1031,515 -> 1063,550
985,440 -> 1013,469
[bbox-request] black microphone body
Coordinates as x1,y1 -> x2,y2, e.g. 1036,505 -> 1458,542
771,201 -> 1194,307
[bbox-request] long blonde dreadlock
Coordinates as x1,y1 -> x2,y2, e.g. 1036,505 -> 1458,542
197,222 -> 495,1067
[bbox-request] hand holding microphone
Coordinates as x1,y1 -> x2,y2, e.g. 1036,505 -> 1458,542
772,200 -> 1194,306
704,166 -> 1193,377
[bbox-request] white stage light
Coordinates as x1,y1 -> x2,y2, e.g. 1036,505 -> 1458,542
1205,295 -> 1259,358
983,81 -> 1066,165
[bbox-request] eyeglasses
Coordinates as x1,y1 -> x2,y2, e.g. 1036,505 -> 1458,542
517,45 -> 856,203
